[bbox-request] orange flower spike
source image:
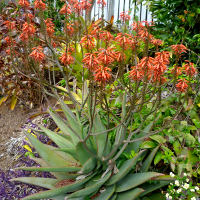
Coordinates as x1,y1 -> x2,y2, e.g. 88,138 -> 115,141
34,0 -> 46,11
94,66 -> 112,84
97,0 -> 106,7
171,44 -> 187,56
18,0 -> 30,7
80,35 -> 95,50
59,4 -> 72,15
30,46 -> 45,62
176,79 -> 188,92
22,22 -> 36,36
4,21 -> 16,30
171,66 -> 183,77
82,53 -> 99,71
120,11 -> 131,22
60,52 -> 74,66
183,61 -> 197,76
155,51 -> 170,65
129,67 -> 144,81
45,18 -> 55,36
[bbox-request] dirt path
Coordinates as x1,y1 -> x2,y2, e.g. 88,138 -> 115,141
0,104 -> 30,170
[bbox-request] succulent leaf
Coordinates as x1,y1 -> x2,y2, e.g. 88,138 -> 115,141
116,172 -> 164,192
106,150 -> 144,186
140,146 -> 160,172
11,177 -> 57,189
68,171 -> 112,199
79,157 -> 97,174
21,173 -> 96,200
17,166 -> 81,173
94,185 -> 116,200
117,188 -> 144,200
39,125 -> 75,149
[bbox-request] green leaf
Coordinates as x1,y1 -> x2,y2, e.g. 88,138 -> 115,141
59,99 -> 82,140
93,113 -> 110,157
106,150 -> 145,186
11,177 -> 57,189
184,133 -> 196,146
149,135 -> 166,144
154,151 -> 163,165
39,125 -> 75,149
141,141 -> 157,149
94,185 -> 116,200
141,146 -> 160,172
140,181 -> 170,197
25,132 -> 70,179
116,172 -> 163,192
117,188 -> 144,200
79,157 -> 97,174
22,173 -> 95,200
16,166 -> 81,173
68,172 -> 111,198
76,142 -> 94,165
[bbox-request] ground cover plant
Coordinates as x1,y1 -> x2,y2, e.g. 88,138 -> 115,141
0,0 -> 199,199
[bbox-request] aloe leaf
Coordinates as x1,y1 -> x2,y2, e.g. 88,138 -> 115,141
11,177 -> 57,189
106,151 -> 144,186
57,148 -> 79,161
116,172 -> 164,192
121,93 -> 126,120
68,171 -> 112,199
79,157 -> 96,174
94,185 -> 116,200
21,173 -> 96,200
17,166 -> 81,173
110,194 -> 117,200
76,142 -> 94,165
39,125 -> 75,149
117,188 -> 144,200
25,132 -> 71,179
140,146 -> 160,172
140,181 -> 170,197
93,113 -> 110,157
59,99 -> 82,140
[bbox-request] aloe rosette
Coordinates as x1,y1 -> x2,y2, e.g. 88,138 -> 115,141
11,97 -> 172,200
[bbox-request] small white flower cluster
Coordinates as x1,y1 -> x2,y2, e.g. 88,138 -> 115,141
166,172 -> 200,200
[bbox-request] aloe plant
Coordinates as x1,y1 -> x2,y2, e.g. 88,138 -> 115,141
11,95 -> 173,200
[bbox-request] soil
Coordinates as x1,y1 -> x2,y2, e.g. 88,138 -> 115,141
0,104 -> 31,170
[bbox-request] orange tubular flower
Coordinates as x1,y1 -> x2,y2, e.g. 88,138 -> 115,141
171,44 -> 187,56
176,79 -> 188,92
80,0 -> 92,13
59,4 -> 72,15
82,53 -> 99,71
29,46 -> 45,62
80,35 -> 95,50
94,66 -> 111,84
18,0 -> 30,7
129,67 -> 144,81
183,61 -> 196,76
45,18 -> 55,36
151,38 -> 163,46
97,48 -> 115,66
97,0 -> 106,7
19,22 -> 36,41
120,11 -> 131,22
115,33 -> 133,49
171,66 -> 183,77
99,31 -> 114,44
60,52 -> 74,66
4,21 -> 16,30
34,0 -> 46,10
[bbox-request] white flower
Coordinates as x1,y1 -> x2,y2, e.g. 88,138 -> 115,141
166,193 -> 169,198
168,196 -> 173,200
195,186 -> 199,191
183,173 -> 187,176
177,188 -> 182,193
183,183 -> 189,189
190,189 -> 195,192
186,178 -> 190,182
175,180 -> 180,186
170,172 -> 175,177
191,197 -> 196,200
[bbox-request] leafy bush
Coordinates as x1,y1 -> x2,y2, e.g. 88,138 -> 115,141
0,0 -> 198,199
149,0 -> 200,62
